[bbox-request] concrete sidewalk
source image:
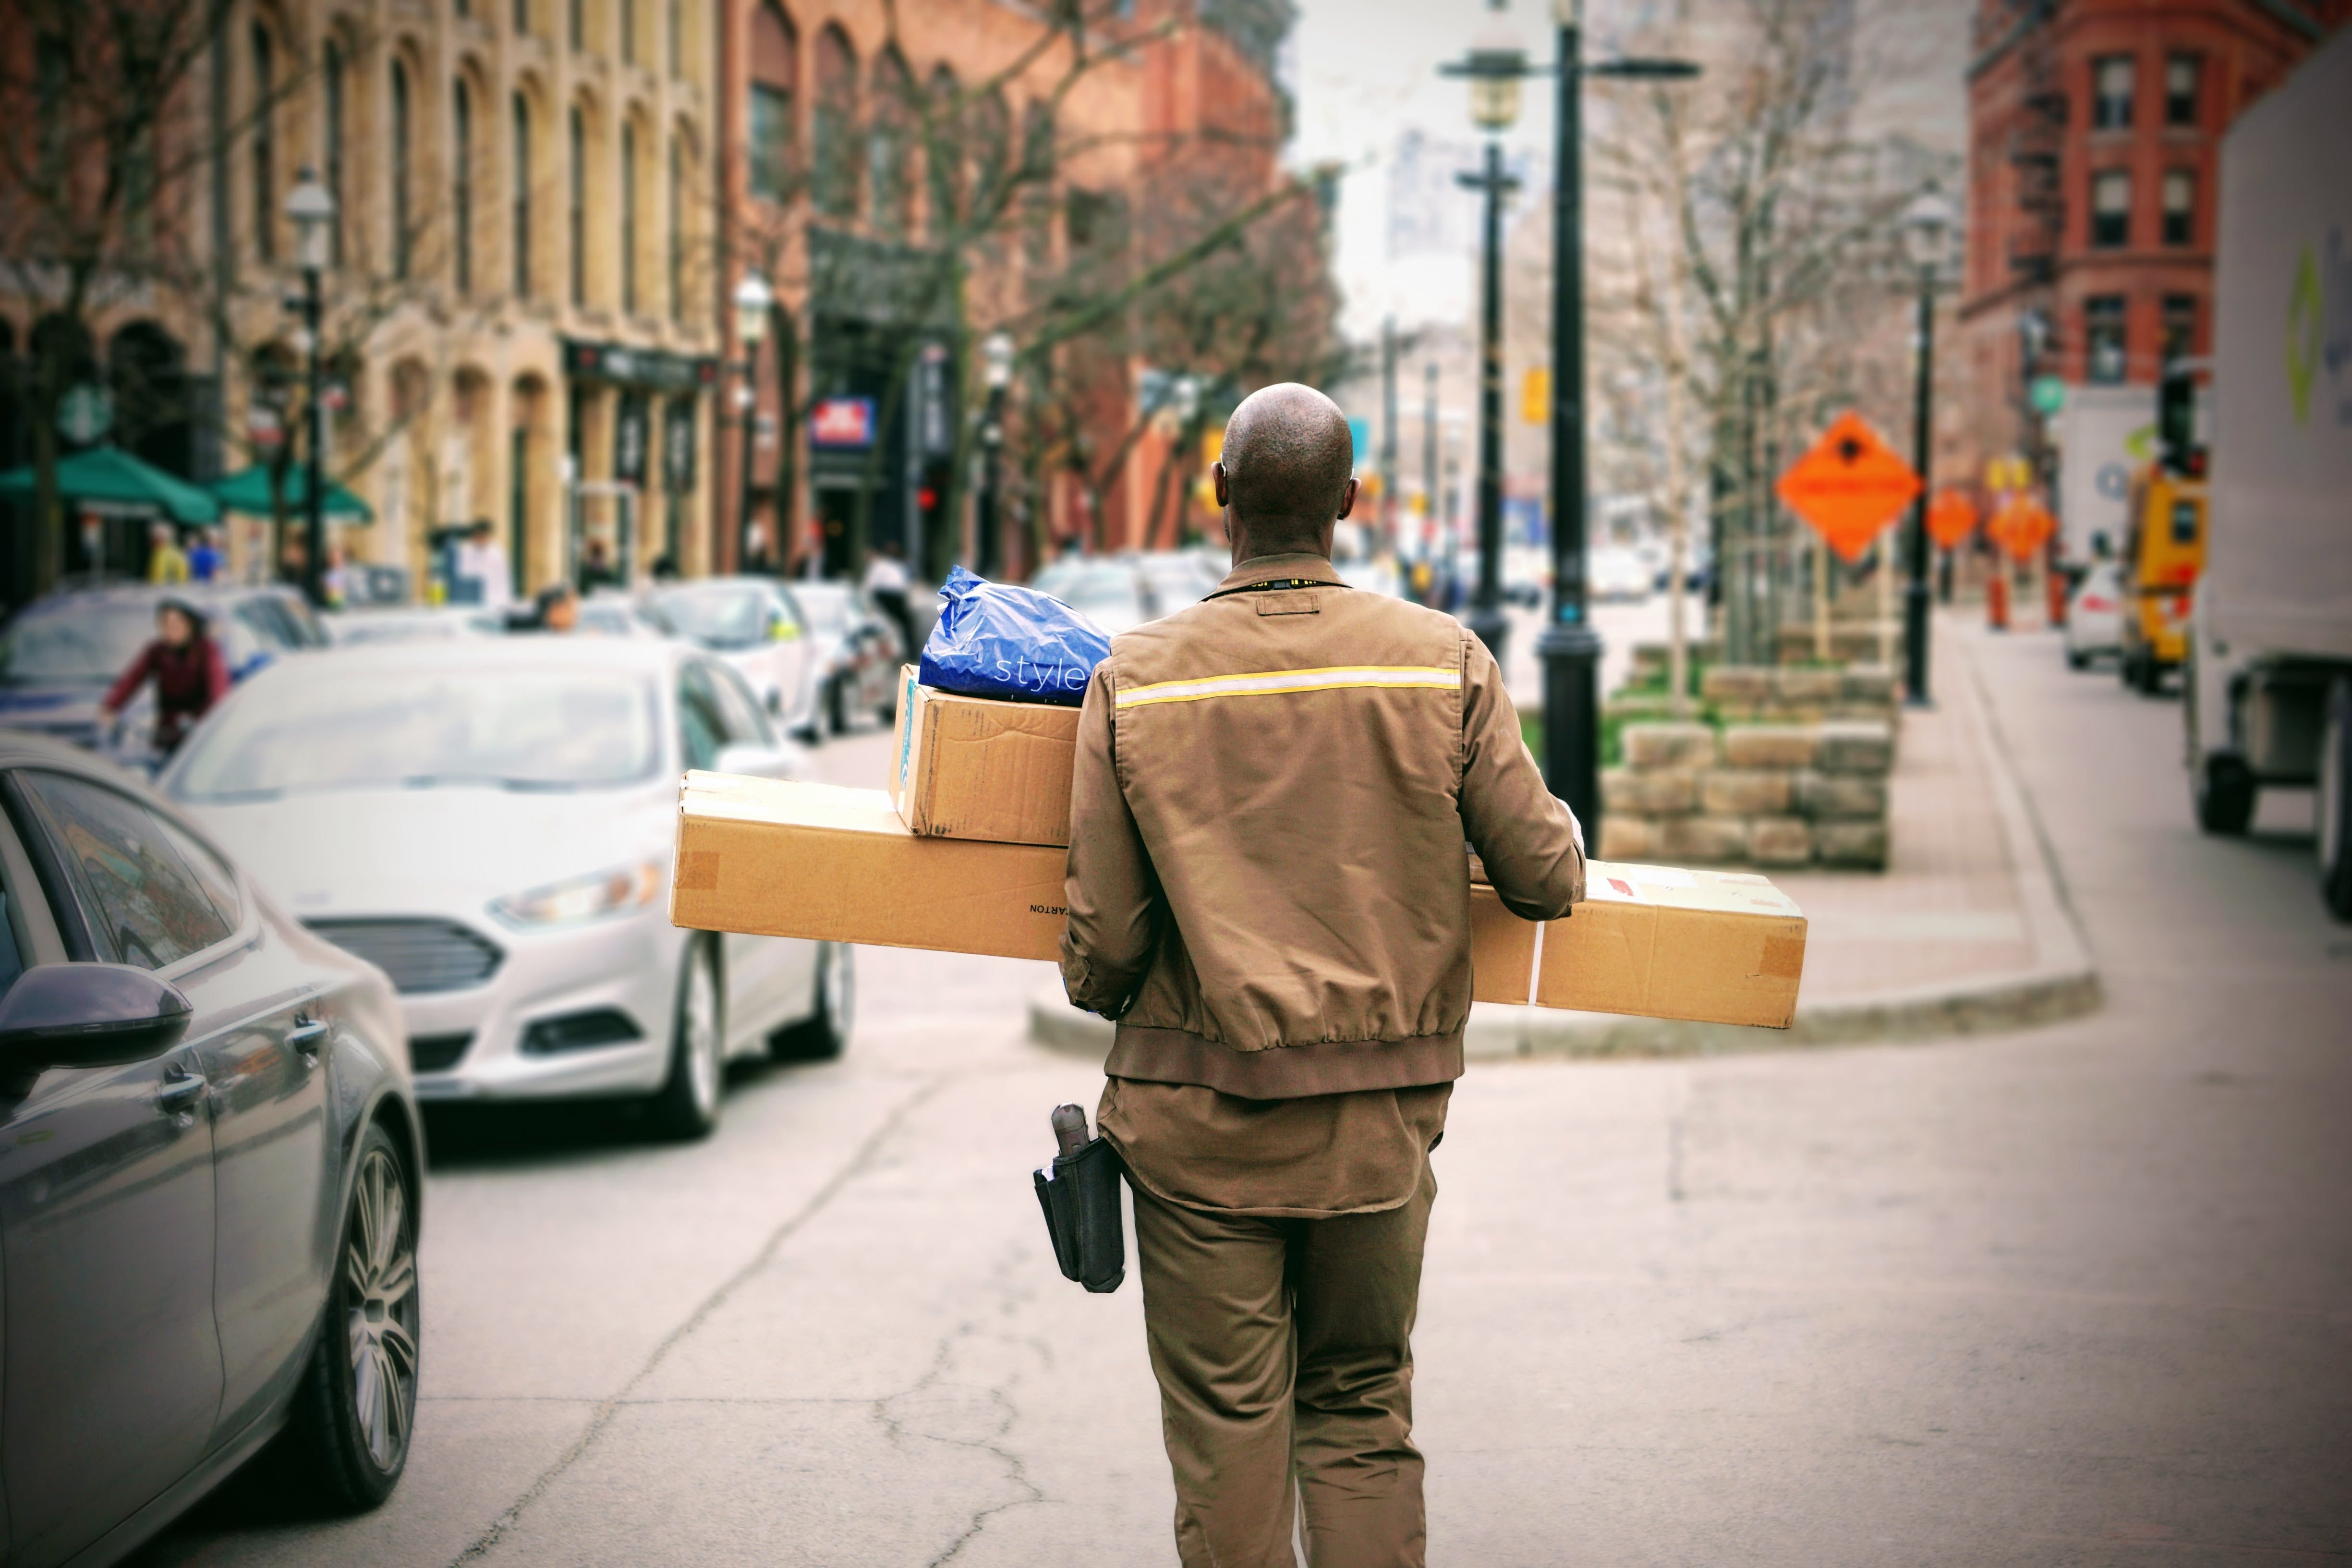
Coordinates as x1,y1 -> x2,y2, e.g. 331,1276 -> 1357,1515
1031,610 -> 2101,1058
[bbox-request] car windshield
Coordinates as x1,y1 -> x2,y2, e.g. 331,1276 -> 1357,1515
649,587 -> 769,649
793,587 -> 853,636
172,665 -> 661,801
1140,559 -> 1213,614
0,603 -> 164,684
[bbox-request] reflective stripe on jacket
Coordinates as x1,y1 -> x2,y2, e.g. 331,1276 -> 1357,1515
1059,551 -> 1585,1100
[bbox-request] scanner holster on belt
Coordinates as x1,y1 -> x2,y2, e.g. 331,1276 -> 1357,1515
1033,1137 -> 1126,1293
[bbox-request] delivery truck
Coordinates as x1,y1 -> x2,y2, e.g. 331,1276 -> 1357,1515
2185,26 -> 2352,918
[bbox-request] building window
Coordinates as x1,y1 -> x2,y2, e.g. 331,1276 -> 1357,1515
454,80 -> 474,294
2161,294 -> 2197,366
668,0 -> 682,77
513,0 -> 529,34
751,85 -> 791,201
621,0 -> 635,64
2165,55 -> 2200,127
251,26 -> 276,261
324,43 -> 345,265
813,25 -> 858,219
2092,55 -> 2134,131
513,93 -> 533,297
390,61 -> 413,279
2091,169 -> 2130,248
2161,170 -> 2194,246
569,107 -> 587,305
668,134 -> 684,322
620,122 -> 638,314
2086,296 -> 2127,385
869,52 -> 912,238
569,0 -> 583,51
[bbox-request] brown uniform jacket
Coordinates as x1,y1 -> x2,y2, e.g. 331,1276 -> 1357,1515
1059,552 -> 1585,1105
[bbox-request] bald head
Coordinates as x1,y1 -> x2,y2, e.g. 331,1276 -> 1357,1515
1215,383 -> 1358,560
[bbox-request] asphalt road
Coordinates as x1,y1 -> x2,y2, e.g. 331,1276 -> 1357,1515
134,620 -> 2352,1568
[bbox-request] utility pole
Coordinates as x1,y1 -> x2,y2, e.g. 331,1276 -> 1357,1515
1456,144 -> 1518,662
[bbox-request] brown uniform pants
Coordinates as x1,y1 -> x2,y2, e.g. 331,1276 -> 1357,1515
1130,1168 -> 1435,1568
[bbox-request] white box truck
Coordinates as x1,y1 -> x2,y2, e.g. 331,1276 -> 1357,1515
2187,25 -> 2352,917
2054,385 -> 2156,564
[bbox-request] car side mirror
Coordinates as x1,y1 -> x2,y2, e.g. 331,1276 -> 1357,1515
0,964 -> 194,1071
713,742 -> 805,782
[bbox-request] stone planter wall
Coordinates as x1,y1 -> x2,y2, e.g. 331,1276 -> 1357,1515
1600,710 -> 1896,871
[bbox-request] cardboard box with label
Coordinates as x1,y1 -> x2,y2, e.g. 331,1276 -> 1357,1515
889,667 -> 1081,848
675,774 -> 1805,1029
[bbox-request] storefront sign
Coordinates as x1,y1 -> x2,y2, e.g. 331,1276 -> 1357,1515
811,396 -> 878,450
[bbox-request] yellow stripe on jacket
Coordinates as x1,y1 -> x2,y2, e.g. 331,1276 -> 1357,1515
1115,665 -> 1461,709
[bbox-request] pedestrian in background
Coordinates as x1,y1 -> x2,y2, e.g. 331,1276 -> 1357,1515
1061,384 -> 1585,1565
863,538 -> 916,659
99,597 -> 230,759
146,522 -> 190,584
187,527 -> 223,583
455,520 -> 514,609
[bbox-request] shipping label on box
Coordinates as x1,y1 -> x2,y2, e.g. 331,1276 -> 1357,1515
889,666 -> 1081,847
676,773 -> 1069,961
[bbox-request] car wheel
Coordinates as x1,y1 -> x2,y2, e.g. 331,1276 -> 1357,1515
280,1122 -> 419,1512
649,937 -> 725,1139
2320,678 -> 2352,920
2194,753 -> 2256,836
772,940 -> 853,1061
2065,646 -> 2088,671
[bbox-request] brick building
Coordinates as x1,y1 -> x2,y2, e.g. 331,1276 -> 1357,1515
714,0 -> 1299,580
1957,0 -> 2347,481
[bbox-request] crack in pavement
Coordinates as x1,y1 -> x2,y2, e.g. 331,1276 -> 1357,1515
444,1072 -> 951,1567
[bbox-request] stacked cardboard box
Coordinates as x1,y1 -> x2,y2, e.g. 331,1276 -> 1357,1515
672,669 -> 1808,1030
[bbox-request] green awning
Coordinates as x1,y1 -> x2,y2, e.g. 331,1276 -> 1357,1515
0,445 -> 221,524
212,464 -> 375,521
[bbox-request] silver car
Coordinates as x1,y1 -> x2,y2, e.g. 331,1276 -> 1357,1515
161,638 -> 851,1140
644,577 -> 822,738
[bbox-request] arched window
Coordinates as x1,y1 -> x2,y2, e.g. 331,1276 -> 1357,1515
667,0 -> 683,78
868,50 -> 912,238
812,25 -> 857,219
512,92 -> 533,296
390,60 -> 413,279
926,66 -> 961,235
620,120 -> 638,313
513,0 -> 530,35
251,25 -> 276,260
324,43 -> 346,265
454,78 -> 474,294
749,2 -> 796,204
569,106 -> 587,305
621,0 -> 636,64
667,132 -> 684,322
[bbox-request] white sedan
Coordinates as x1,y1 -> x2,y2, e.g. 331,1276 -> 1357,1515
160,638 -> 849,1139
2065,561 -> 2127,669
645,577 -> 822,738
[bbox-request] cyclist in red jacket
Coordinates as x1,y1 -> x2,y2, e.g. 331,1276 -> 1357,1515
101,598 -> 231,758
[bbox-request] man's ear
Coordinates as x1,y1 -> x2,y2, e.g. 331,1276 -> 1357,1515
1212,461 -> 1230,509
1336,476 -> 1359,521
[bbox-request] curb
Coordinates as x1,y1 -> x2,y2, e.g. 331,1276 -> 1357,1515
1029,619 -> 2100,1062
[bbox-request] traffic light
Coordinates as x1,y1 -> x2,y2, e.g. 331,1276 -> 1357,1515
2158,369 -> 2206,477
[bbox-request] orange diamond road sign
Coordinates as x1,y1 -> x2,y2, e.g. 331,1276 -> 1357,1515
1776,411 -> 1924,562
1927,488 -> 1978,550
1988,496 -> 2055,560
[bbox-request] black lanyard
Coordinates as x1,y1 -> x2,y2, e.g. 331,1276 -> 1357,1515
1203,576 -> 1351,603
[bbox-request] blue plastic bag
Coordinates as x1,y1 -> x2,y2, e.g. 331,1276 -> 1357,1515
919,565 -> 1113,706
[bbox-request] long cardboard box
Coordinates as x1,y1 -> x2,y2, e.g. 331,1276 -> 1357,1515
675,774 -> 1805,1027
888,667 -> 1081,847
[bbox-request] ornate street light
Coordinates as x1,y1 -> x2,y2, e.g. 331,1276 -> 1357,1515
284,168 -> 336,607
1900,186 -> 1956,705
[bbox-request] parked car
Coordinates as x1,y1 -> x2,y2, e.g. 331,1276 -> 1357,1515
790,581 -> 904,734
0,730 -> 422,1567
1031,558 -> 1154,634
1588,546 -> 1655,604
162,638 -> 849,1139
0,582 -> 327,766
2065,560 -> 2128,669
326,605 -> 502,647
643,577 -> 821,736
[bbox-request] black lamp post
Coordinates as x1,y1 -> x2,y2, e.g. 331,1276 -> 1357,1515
1533,5 -> 1697,831
1441,26 -> 1528,665
284,168 -> 335,608
1899,187 -> 1954,706
732,269 -> 772,572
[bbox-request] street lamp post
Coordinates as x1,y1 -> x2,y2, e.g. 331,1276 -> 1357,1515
1443,24 -> 1527,664
1530,4 -> 1698,831
1900,188 -> 1954,706
732,270 -> 772,573
284,169 -> 335,608
979,330 -> 1013,578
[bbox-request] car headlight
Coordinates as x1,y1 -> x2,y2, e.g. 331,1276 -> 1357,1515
490,859 -> 665,929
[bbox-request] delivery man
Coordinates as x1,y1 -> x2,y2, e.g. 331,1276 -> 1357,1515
1061,383 -> 1585,1565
